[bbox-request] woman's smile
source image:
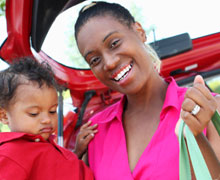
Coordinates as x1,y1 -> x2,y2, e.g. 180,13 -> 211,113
111,61 -> 133,82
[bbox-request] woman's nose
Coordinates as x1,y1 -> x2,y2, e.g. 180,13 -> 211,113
103,53 -> 119,71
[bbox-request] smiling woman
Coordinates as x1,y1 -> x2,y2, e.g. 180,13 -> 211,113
71,1 -> 220,179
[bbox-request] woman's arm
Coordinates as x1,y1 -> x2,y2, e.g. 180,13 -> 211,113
180,76 -> 220,179
204,95 -> 220,178
207,95 -> 220,160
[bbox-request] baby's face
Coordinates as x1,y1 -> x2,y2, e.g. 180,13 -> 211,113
5,82 -> 58,140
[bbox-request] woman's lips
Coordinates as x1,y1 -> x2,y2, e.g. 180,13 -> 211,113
112,62 -> 133,82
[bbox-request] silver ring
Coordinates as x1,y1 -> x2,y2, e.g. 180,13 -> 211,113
191,104 -> 201,116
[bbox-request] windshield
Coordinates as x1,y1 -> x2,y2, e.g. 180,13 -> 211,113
40,0 -> 220,69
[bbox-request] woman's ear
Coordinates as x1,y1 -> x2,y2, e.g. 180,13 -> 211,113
0,108 -> 9,125
133,22 -> 147,43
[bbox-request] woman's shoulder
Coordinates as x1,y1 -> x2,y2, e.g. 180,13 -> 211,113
164,77 -> 188,102
89,98 -> 123,124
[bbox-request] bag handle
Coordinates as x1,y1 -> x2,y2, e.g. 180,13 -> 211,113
179,110 -> 220,180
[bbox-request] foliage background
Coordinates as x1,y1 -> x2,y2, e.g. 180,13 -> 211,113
0,0 -> 7,132
0,0 -> 5,16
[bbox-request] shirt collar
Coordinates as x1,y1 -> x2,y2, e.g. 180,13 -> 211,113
0,132 -> 55,144
95,77 -> 186,124
95,95 -> 126,124
162,76 -> 186,111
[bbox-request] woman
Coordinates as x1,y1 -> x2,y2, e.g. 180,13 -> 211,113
74,1 -> 220,179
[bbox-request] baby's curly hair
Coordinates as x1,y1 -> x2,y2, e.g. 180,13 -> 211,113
0,57 -> 60,108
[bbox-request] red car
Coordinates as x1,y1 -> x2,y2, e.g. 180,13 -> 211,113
0,0 -> 220,150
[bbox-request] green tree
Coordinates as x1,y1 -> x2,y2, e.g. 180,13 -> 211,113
0,122 -> 10,132
0,0 -> 6,16
207,77 -> 220,94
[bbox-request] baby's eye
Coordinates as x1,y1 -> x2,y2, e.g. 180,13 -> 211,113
110,39 -> 120,49
49,111 -> 57,114
90,57 -> 100,66
28,113 -> 39,117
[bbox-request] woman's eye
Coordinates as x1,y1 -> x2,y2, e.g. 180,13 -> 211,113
90,57 -> 100,66
110,39 -> 120,49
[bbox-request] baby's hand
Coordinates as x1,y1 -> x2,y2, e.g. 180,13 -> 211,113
74,120 -> 98,159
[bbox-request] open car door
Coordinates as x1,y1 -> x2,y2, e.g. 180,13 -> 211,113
0,0 -> 220,150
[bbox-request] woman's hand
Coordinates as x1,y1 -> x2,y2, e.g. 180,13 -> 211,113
74,120 -> 98,159
180,75 -> 218,136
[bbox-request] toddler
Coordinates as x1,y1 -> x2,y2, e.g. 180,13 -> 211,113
0,57 -> 94,180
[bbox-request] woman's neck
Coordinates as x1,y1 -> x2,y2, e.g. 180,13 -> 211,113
125,74 -> 168,113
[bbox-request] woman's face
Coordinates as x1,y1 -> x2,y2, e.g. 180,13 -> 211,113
77,16 -> 154,95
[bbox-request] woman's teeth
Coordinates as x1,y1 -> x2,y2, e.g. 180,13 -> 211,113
114,64 -> 132,81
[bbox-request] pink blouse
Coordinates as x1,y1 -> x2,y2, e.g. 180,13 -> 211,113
88,78 -> 187,180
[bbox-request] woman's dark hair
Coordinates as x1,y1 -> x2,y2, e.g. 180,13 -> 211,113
74,1 -> 135,41
0,57 -> 60,108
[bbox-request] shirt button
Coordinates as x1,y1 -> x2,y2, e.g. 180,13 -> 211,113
35,138 -> 40,142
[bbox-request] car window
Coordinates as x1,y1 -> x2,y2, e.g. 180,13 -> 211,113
41,1 -> 90,69
0,10 -> 9,72
41,0 -> 220,69
0,14 -> 7,48
0,58 -> 9,71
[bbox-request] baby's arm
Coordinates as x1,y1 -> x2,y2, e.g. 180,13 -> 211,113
74,120 -> 98,159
